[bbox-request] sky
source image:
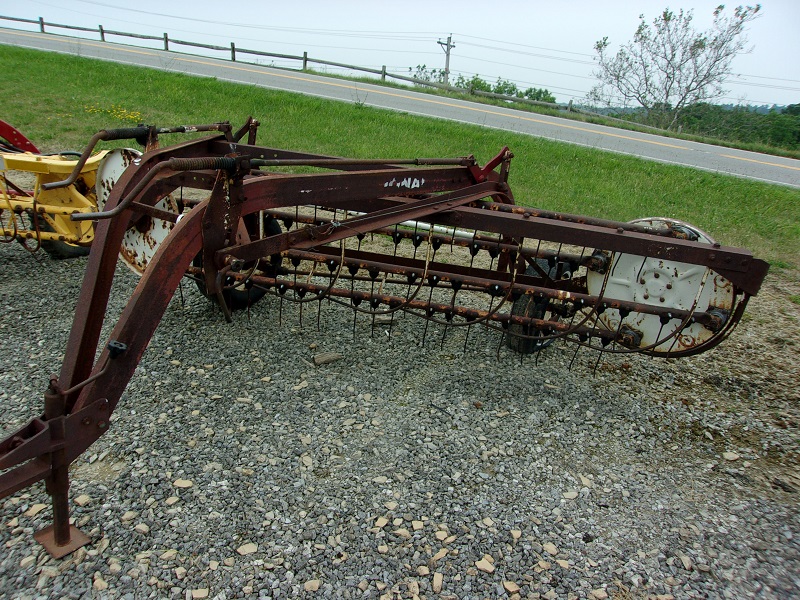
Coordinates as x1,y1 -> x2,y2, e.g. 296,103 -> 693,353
4,0 -> 799,107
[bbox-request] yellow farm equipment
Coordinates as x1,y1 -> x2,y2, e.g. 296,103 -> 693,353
0,119 -> 110,257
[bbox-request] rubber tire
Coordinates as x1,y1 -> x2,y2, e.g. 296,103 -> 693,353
34,214 -> 91,260
194,216 -> 282,311
506,261 -> 559,354
41,239 -> 91,260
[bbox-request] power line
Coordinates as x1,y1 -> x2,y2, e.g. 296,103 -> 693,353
21,1 -> 800,105
458,41 -> 595,65
28,0 -> 437,56
455,33 -> 595,58
717,95 -> 787,105
447,69 -> 590,99
456,56 -> 595,80
736,73 -> 800,83
456,54 -> 594,81
63,0 -> 443,39
729,79 -> 800,92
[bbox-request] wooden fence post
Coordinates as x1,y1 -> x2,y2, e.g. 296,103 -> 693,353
230,42 -> 236,62
381,66 -> 386,81
163,33 -> 169,51
302,51 -> 308,71
39,17 -> 45,33
99,25 -> 105,42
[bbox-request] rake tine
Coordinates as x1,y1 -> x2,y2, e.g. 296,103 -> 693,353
440,322 -> 449,349
421,318 -> 430,346
370,280 -> 376,337
495,331 -> 504,360
592,341 -> 606,375
635,255 -> 649,282
568,342 -> 581,371
484,297 -> 494,331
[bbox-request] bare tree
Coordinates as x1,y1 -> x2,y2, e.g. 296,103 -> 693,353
589,4 -> 761,129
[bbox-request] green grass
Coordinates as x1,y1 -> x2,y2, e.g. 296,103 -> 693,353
306,69 -> 800,161
2,45 -> 798,265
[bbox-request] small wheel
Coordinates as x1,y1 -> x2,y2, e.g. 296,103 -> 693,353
36,217 -> 90,260
506,259 -> 561,354
193,215 -> 283,311
98,148 -> 182,275
585,217 -> 734,354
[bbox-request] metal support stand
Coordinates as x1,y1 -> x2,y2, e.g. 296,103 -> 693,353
34,381 -> 90,558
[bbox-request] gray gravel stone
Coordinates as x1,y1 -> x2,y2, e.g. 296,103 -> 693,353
1,242 -> 798,599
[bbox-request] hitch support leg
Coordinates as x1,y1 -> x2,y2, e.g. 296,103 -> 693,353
33,381 -> 90,557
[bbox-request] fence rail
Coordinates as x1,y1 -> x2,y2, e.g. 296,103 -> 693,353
0,13 -> 659,129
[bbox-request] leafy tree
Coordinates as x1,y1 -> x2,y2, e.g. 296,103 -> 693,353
522,88 -> 556,103
412,71 -> 557,104
453,74 -> 492,93
669,102 -> 800,149
410,64 -> 446,84
589,4 -> 761,129
492,78 -> 519,97
786,104 -> 800,117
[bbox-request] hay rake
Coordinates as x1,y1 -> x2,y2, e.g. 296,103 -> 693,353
0,119 -> 768,557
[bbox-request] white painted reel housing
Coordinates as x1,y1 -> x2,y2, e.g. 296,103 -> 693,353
96,148 -> 180,275
585,218 -> 735,354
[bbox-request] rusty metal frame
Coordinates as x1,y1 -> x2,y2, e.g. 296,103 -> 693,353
0,122 -> 770,557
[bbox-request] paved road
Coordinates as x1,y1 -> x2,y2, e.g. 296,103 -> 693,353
3,27 -> 799,188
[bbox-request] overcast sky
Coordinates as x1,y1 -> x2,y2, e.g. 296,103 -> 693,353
5,0 -> 799,106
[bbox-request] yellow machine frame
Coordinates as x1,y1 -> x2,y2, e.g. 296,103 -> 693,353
1,150 -> 108,252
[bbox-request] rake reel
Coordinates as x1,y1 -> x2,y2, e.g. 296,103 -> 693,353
0,119 -> 768,557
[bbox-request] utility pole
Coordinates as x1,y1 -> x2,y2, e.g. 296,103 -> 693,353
437,34 -> 455,86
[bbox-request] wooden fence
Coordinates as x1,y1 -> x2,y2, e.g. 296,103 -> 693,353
2,14 -> 614,120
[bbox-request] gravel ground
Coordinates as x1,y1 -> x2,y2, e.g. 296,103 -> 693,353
0,239 -> 798,600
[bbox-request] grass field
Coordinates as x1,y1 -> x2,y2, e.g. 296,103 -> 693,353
2,45 -> 798,266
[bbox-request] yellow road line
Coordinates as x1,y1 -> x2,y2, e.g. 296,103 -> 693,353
720,154 -> 800,172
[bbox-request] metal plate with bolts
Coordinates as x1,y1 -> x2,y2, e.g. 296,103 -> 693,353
96,148 -> 180,275
586,217 -> 735,353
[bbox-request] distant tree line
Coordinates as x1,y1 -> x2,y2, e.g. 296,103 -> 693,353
410,65 -> 556,104
609,103 -> 800,150
408,63 -> 798,151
